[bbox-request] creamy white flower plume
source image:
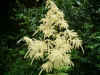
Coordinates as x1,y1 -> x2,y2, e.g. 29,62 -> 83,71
18,0 -> 83,75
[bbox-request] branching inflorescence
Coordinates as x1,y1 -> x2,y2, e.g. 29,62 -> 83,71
19,0 -> 83,75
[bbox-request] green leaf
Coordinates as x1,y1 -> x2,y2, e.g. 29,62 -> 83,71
95,64 -> 100,69
80,58 -> 89,63
19,50 -> 25,55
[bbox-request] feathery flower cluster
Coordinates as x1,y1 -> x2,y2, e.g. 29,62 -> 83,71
19,0 -> 83,75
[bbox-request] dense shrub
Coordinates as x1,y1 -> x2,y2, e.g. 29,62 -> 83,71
0,0 -> 100,75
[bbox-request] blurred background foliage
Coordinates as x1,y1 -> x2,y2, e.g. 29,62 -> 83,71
0,0 -> 100,75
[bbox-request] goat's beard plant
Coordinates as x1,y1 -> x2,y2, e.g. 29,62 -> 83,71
18,0 -> 83,75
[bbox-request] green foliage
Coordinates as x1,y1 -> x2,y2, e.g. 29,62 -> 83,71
15,6 -> 46,37
1,0 -> 100,75
0,1 -> 46,75
46,72 -> 68,75
54,0 -> 100,75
